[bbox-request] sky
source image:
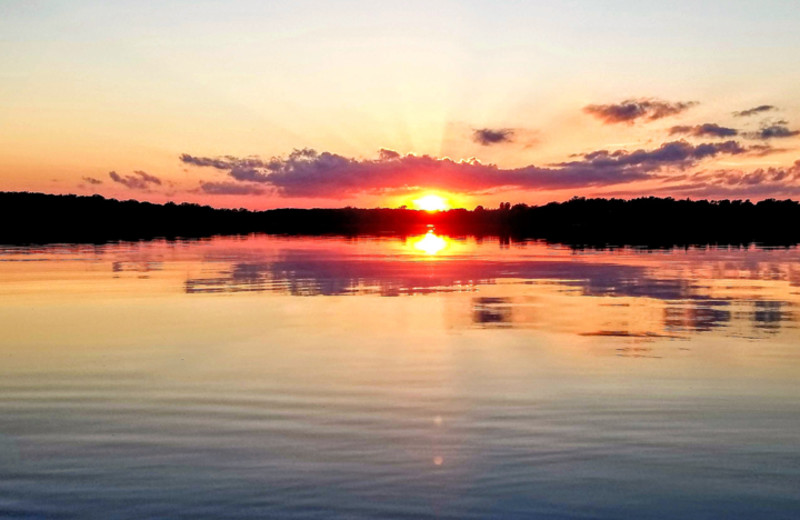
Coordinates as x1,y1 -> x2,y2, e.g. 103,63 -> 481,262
2,0 -> 800,209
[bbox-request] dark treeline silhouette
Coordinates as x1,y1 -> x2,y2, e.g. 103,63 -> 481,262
2,191 -> 800,247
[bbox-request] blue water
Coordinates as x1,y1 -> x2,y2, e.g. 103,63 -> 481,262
1,235 -> 798,519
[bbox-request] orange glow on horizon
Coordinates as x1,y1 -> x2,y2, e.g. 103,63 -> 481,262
410,193 -> 458,212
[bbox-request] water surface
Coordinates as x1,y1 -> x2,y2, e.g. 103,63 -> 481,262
1,233 -> 799,518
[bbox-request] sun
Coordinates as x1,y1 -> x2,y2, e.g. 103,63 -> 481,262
412,194 -> 450,212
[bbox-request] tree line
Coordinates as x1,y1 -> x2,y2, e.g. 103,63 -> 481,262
2,191 -> 799,247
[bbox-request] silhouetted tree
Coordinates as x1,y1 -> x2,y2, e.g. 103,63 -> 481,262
2,191 -> 800,248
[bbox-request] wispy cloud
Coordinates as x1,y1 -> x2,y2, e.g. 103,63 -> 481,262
565,140 -> 754,168
473,128 -> 515,146
669,123 -> 738,138
747,143 -> 785,156
689,161 -> 800,186
82,176 -> 103,185
603,160 -> 800,199
659,161 -> 800,198
584,98 -> 697,124
108,170 -> 162,190
734,105 -> 777,117
200,182 -> 265,195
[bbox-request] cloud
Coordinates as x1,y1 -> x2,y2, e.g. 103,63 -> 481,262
748,122 -> 800,140
583,98 -> 697,124
473,128 -> 515,146
108,170 -> 162,190
690,161 -> 800,185
669,123 -> 738,138
378,148 -> 400,160
182,149 -> 649,197
734,105 -> 776,117
180,153 -> 283,183
564,140 -> 752,169
132,170 -> 162,185
747,143 -> 785,156
200,182 -> 265,195
601,160 -> 800,199
181,140 -> 754,198
82,176 -> 103,185
179,153 -> 267,170
659,161 -> 800,198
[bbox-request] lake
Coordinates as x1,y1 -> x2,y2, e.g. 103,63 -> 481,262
1,232 -> 799,519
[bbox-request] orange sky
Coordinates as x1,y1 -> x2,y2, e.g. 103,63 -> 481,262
2,1 -> 800,209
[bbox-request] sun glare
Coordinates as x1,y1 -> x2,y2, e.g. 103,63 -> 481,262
411,230 -> 448,255
412,194 -> 449,212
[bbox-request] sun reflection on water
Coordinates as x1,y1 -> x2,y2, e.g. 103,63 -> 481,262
411,230 -> 448,255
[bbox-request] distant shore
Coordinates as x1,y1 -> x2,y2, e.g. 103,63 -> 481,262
2,191 -> 800,248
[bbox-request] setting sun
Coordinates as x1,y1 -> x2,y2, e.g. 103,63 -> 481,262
412,194 -> 449,212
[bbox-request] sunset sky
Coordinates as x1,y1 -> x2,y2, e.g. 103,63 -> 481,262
2,0 -> 800,209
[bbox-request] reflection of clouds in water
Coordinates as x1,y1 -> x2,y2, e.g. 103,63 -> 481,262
186,253 -> 502,296
181,248 -> 799,339
472,298 -> 513,327
753,301 -> 786,332
185,259 -> 481,296
664,302 -> 732,333
184,252 -> 716,304
579,276 -> 696,300
185,254 -> 655,297
410,231 -> 448,255
112,261 -> 163,273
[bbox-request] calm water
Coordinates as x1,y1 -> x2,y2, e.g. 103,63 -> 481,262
1,233 -> 799,519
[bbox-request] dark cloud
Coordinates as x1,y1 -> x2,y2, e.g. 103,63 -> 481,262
563,140 -> 751,170
749,122 -> 800,140
747,144 -> 785,156
200,182 -> 265,195
603,160 -> 800,199
378,149 -> 400,160
734,105 -> 776,117
584,98 -> 697,124
82,176 -> 103,185
669,123 -> 738,138
473,128 -> 515,146
661,161 -> 800,198
133,171 -> 161,184
182,148 -> 648,197
179,153 -> 268,171
689,161 -> 800,186
108,170 -> 162,190
181,140 -> 754,198
179,153 -> 268,182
